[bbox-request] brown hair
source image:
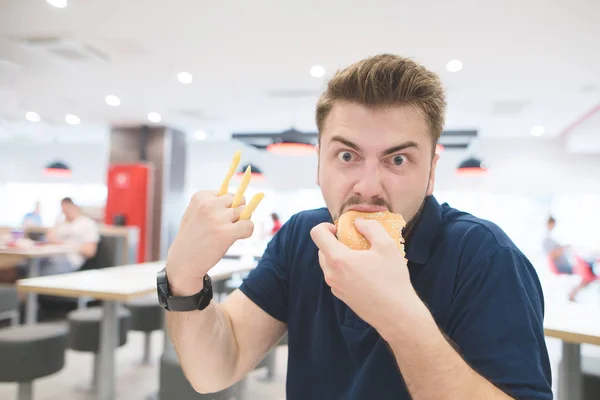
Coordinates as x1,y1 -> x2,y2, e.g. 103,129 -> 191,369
315,54 -> 447,152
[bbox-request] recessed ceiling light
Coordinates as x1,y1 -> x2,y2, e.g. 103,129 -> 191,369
194,130 -> 207,140
310,65 -> 325,78
148,112 -> 162,123
531,125 -> 545,136
105,95 -> 121,107
177,72 -> 193,84
65,114 -> 80,125
25,111 -> 41,123
446,60 -> 463,72
47,0 -> 68,8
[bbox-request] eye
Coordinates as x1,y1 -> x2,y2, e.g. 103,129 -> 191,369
337,151 -> 355,162
390,155 -> 406,166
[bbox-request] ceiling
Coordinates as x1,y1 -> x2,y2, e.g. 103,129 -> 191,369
0,0 -> 599,144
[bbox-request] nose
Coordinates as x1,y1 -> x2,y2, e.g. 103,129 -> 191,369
351,162 -> 384,199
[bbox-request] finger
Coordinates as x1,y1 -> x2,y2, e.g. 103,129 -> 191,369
213,192 -> 246,209
317,249 -> 332,280
230,219 -> 255,240
232,165 -> 252,207
353,218 -> 393,249
227,205 -> 248,223
310,223 -> 346,254
240,193 -> 265,220
218,151 -> 241,196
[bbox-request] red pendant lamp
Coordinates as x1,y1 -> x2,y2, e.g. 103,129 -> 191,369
234,163 -> 265,181
44,161 -> 72,177
456,157 -> 488,176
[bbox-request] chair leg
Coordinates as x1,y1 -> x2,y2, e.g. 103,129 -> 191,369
92,354 -> 101,389
11,310 -> 20,326
17,381 -> 33,400
142,332 -> 152,365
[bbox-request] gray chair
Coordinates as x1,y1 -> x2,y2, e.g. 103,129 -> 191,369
126,296 -> 164,364
0,284 -> 19,326
159,349 -> 246,400
583,356 -> 600,400
66,306 -> 131,390
0,323 -> 68,400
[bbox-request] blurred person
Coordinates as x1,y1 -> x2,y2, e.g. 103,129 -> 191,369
0,197 -> 100,283
42,197 -> 100,274
270,212 -> 282,235
544,215 -> 597,301
22,201 -> 43,227
161,55 -> 551,399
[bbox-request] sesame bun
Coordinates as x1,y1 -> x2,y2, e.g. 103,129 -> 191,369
335,210 -> 406,256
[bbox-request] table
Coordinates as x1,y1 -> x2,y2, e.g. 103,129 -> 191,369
0,225 -> 140,265
17,258 -> 256,400
0,244 -> 75,324
544,302 -> 600,400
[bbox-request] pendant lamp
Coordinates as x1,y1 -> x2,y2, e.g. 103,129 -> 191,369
235,163 -> 265,181
456,157 -> 487,176
44,161 -> 72,177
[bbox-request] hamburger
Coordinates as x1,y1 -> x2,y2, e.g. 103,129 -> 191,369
335,210 -> 406,257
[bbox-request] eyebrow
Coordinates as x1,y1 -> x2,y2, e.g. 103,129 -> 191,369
329,135 -> 419,156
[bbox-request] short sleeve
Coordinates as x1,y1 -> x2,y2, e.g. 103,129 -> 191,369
238,216 -> 295,323
445,247 -> 553,399
81,219 -> 100,243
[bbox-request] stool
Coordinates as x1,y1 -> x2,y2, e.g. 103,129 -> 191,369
126,296 -> 164,364
0,323 -> 68,400
67,306 -> 131,389
159,349 -> 246,400
0,284 -> 19,325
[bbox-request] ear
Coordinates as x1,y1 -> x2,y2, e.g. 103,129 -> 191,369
315,144 -> 321,187
426,152 -> 439,196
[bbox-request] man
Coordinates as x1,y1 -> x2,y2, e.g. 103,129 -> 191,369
544,215 -> 596,301
42,197 -> 99,275
163,54 -> 552,399
270,212 -> 282,235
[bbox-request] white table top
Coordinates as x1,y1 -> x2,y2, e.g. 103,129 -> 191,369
544,302 -> 600,346
17,258 -> 256,302
0,244 -> 75,257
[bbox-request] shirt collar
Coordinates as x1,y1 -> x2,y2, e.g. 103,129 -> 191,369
405,195 -> 443,265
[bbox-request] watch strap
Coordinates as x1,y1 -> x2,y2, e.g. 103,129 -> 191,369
158,270 -> 213,312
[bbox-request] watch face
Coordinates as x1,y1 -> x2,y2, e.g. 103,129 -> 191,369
156,269 -> 169,310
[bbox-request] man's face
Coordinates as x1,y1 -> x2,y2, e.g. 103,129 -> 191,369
61,203 -> 75,220
317,101 -> 438,224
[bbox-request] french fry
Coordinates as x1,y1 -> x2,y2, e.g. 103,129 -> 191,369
232,165 -> 251,207
240,192 -> 265,220
218,151 -> 241,196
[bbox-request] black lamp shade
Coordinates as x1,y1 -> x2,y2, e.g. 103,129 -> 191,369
457,157 -> 487,175
44,161 -> 72,177
235,163 -> 264,180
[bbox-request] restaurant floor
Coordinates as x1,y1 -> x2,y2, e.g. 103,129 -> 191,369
0,330 -> 288,400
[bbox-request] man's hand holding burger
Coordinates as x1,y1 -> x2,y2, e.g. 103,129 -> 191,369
310,212 -> 430,340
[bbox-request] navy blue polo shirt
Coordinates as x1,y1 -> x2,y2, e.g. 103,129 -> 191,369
239,196 -> 552,399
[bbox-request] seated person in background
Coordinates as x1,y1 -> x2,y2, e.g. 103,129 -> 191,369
0,198 -> 99,283
22,201 -> 43,227
42,197 -> 100,276
544,216 -> 596,302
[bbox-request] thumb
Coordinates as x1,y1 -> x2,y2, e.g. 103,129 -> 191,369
353,218 -> 391,249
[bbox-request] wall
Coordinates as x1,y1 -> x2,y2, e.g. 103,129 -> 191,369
0,140 -> 110,225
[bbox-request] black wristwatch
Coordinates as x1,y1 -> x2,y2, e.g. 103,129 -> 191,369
156,268 -> 213,312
